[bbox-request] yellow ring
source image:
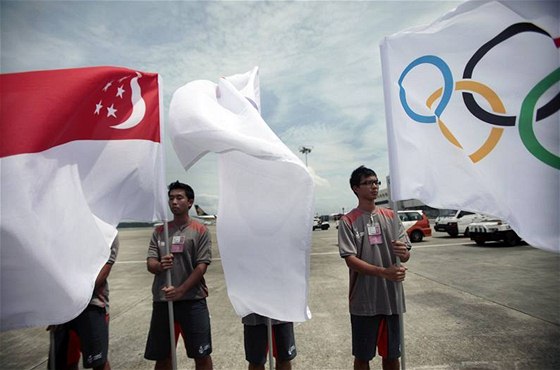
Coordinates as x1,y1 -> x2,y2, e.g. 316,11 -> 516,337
426,80 -> 505,163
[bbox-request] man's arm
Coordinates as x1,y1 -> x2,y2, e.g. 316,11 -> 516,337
146,229 -> 168,274
161,262 -> 208,301
392,240 -> 411,263
147,253 -> 174,275
345,255 -> 406,282
147,257 -> 163,274
95,263 -> 113,291
94,236 -> 119,292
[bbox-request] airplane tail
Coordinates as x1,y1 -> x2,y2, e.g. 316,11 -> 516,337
195,205 -> 209,216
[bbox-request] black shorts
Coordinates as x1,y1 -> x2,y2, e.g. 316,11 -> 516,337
48,305 -> 109,369
351,314 -> 401,361
244,322 -> 297,365
144,299 -> 212,360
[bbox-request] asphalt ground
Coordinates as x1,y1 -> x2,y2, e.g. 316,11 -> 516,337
1,225 -> 559,370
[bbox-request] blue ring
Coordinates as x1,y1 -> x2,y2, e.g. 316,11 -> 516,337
398,55 -> 454,123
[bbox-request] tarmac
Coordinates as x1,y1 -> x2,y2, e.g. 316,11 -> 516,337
1,224 -> 559,370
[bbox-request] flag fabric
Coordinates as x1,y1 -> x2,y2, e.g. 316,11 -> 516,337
380,0 -> 559,252
169,67 -> 314,322
0,66 -> 168,331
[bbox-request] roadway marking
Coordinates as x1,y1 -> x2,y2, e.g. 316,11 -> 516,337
115,260 -> 148,264
115,241 -> 470,264
409,241 -> 472,248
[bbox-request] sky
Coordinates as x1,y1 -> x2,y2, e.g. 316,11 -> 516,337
1,0 -> 463,216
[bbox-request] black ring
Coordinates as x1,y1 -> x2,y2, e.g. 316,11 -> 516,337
462,22 -> 559,127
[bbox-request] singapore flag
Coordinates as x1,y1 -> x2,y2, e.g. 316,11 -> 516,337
0,67 -> 167,331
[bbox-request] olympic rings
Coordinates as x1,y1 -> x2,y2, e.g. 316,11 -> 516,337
397,22 -> 559,169
463,23 -> 560,127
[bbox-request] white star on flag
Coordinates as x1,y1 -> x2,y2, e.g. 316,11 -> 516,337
116,86 -> 125,98
107,104 -> 117,118
94,100 -> 103,115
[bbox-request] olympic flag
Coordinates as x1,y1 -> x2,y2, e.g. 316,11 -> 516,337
380,0 -> 559,252
169,67 -> 314,322
0,67 -> 168,330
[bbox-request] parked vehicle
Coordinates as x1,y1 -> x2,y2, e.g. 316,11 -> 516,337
398,210 -> 431,242
468,220 -> 522,246
313,216 -> 330,230
434,209 -> 491,237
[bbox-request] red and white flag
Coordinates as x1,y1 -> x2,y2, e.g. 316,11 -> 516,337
0,66 -> 168,330
380,0 -> 559,252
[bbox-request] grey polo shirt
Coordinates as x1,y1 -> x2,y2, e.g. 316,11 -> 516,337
148,220 -> 212,302
338,207 -> 410,316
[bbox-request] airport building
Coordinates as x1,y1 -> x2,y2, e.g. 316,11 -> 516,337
375,187 -> 441,218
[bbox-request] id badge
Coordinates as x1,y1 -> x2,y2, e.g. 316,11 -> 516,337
368,222 -> 383,245
171,235 -> 185,253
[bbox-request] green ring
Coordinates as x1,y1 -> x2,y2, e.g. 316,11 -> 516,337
518,68 -> 560,170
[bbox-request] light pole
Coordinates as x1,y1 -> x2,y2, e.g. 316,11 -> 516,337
299,146 -> 312,167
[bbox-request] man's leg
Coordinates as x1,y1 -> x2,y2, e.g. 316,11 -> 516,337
92,360 -> 111,370
194,355 -> 213,370
180,300 -> 212,370
380,316 -> 401,370
351,315 -> 378,370
244,323 -> 267,370
73,306 -> 110,370
48,325 -> 80,370
276,359 -> 292,370
154,357 -> 171,370
382,357 -> 400,370
273,323 -> 296,370
354,357 -> 370,370
145,302 -> 176,369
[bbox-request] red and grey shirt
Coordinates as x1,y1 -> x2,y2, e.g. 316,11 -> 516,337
148,220 -> 212,302
338,207 -> 410,316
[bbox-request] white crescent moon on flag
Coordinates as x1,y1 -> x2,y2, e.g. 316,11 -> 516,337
111,72 -> 146,129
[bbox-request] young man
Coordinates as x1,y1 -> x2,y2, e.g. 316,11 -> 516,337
242,313 -> 297,370
144,181 -> 213,370
48,236 -> 120,370
338,166 -> 411,370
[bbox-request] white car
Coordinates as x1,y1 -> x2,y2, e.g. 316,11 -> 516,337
434,210 -> 491,237
313,217 -> 330,230
469,220 -> 522,246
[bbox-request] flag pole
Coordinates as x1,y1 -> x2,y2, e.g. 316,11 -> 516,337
267,317 -> 274,370
49,329 -> 55,370
387,175 -> 406,370
157,75 -> 177,370
164,221 -> 177,370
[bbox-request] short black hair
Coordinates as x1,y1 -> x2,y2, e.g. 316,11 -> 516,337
349,165 -> 377,193
168,181 -> 194,200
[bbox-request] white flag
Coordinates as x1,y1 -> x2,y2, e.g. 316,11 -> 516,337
169,67 -> 314,322
380,0 -> 559,252
0,67 -> 168,330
